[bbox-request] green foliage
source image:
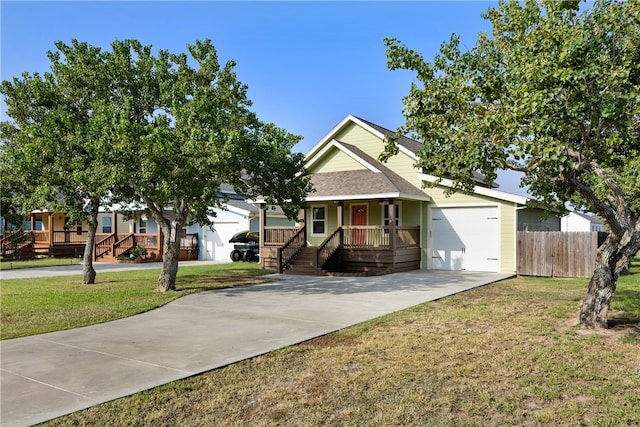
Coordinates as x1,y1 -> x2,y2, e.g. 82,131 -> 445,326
384,0 -> 640,221
100,38 -> 312,225
130,245 -> 148,259
1,40 -> 117,221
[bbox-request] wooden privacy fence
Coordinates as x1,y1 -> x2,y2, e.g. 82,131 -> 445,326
517,231 -> 601,278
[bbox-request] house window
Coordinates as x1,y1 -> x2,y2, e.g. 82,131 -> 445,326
102,216 -> 112,234
138,217 -> 147,234
311,206 -> 326,236
34,215 -> 43,231
383,203 -> 401,229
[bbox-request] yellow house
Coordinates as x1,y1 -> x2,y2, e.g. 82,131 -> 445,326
260,115 -> 532,275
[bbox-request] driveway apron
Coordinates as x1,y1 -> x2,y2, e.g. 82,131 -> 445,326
1,270 -> 512,426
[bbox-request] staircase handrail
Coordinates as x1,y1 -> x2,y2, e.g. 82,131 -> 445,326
316,227 -> 342,270
279,226 -> 306,273
95,233 -> 116,260
113,234 -> 135,258
0,231 -> 34,255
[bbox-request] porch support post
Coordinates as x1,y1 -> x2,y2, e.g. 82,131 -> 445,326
389,198 -> 396,255
48,212 -> 54,248
259,203 -> 266,268
298,208 -> 307,243
336,201 -> 344,246
112,212 -> 118,238
30,213 -> 36,232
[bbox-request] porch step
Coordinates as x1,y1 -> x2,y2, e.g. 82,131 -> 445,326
283,247 -> 325,276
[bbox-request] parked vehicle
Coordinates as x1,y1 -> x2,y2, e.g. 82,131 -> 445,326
229,231 -> 259,262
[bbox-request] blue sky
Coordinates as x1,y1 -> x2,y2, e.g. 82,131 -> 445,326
2,1 -> 530,195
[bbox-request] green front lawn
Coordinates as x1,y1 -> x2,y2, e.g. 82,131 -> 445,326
0,257 -> 82,270
0,262 -> 266,340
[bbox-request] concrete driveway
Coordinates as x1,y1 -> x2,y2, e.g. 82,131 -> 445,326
1,269 -> 512,426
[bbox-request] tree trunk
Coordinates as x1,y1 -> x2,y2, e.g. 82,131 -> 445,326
82,208 -> 99,284
157,230 -> 180,292
578,261 -> 617,329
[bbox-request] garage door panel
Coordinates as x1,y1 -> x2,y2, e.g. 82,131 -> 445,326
431,207 -> 499,272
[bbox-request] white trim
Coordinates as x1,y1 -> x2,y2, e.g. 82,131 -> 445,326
310,204 -> 328,237
305,114 -> 420,164
418,173 -> 528,205
224,203 -> 254,216
305,139 -> 381,172
306,115 -> 384,160
381,201 -> 402,227
306,192 -> 430,202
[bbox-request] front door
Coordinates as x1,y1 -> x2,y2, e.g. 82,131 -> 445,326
351,204 -> 367,245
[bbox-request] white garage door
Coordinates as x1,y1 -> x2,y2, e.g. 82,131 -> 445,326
430,207 -> 499,272
203,221 -> 243,261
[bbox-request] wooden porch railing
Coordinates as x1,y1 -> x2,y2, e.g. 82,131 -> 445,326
0,231 -> 34,255
341,226 -> 420,249
396,226 -> 420,248
278,226 -> 306,273
179,233 -> 198,250
52,230 -> 88,244
317,227 -> 342,270
32,231 -> 49,244
265,226 -> 300,246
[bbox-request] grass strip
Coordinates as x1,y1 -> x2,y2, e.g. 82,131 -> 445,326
0,257 -> 82,270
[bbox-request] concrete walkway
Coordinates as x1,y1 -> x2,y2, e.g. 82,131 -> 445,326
1,268 -> 512,426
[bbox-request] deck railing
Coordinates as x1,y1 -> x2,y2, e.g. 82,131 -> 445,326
53,230 -> 88,244
179,233 -> 198,250
341,226 -> 420,249
0,231 -> 34,255
317,227 -> 342,270
396,227 -> 420,248
32,231 -> 49,244
264,226 -> 300,246
278,227 -> 306,272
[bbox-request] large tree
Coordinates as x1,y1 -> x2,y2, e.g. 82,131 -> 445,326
1,39 -> 312,291
104,39 -> 312,291
1,40 -> 118,284
383,0 -> 639,328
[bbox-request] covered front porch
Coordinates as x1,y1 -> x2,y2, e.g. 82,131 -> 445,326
0,211 -> 199,262
259,198 -> 424,275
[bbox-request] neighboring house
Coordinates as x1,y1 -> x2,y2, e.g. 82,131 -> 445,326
259,115 -> 553,275
561,212 -> 605,232
190,198 -> 293,262
0,185 -> 291,262
517,207 -> 561,231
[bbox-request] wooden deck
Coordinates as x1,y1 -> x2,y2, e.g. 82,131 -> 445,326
261,225 -> 421,275
1,231 -> 199,262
